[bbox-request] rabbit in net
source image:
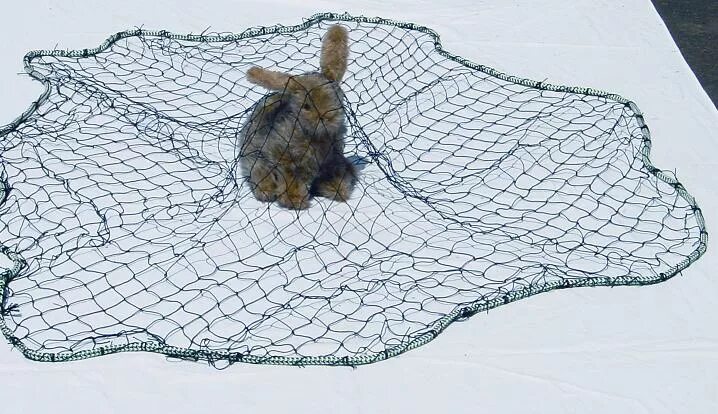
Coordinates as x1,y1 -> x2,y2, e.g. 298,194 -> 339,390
239,24 -> 357,210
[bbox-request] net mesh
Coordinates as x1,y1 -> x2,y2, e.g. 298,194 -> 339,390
0,13 -> 707,366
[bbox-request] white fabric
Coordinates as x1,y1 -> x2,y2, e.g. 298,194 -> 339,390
0,1 -> 715,413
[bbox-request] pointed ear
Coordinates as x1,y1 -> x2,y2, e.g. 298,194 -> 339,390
246,66 -> 292,91
320,25 -> 349,82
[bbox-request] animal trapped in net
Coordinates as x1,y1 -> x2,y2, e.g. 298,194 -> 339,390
0,13 -> 707,366
240,24 -> 357,210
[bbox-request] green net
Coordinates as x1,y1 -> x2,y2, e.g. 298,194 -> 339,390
0,13 -> 707,367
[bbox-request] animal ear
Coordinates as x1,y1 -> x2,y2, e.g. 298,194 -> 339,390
246,67 -> 292,91
320,25 -> 349,82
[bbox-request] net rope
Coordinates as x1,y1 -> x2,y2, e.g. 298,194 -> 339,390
0,13 -> 707,366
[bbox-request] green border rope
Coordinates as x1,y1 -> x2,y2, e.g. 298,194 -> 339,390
0,12 -> 708,366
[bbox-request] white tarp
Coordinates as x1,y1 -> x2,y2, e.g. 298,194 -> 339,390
0,1 -> 715,413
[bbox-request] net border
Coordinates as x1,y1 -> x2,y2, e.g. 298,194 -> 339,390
0,11 -> 708,366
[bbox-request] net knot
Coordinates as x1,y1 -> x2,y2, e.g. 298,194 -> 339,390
0,302 -> 19,317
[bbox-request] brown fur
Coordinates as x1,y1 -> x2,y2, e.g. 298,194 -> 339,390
320,25 -> 349,82
311,155 -> 356,201
249,162 -> 279,202
239,25 -> 356,210
246,67 -> 291,90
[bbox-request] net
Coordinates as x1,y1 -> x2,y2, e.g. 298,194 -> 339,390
0,12 -> 707,367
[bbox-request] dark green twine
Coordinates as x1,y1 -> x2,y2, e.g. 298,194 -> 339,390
0,12 -> 707,367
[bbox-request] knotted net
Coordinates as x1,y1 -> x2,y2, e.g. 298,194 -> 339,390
0,13 -> 707,366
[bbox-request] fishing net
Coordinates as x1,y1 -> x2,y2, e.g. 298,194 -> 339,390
0,13 -> 707,366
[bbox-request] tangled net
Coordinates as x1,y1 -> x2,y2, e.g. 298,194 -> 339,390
0,13 -> 707,366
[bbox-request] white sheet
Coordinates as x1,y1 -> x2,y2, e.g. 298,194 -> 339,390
0,1 -> 716,413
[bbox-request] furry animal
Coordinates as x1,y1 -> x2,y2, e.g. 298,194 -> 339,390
239,24 -> 357,210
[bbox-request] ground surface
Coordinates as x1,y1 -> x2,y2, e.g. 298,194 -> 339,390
653,0 -> 717,104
